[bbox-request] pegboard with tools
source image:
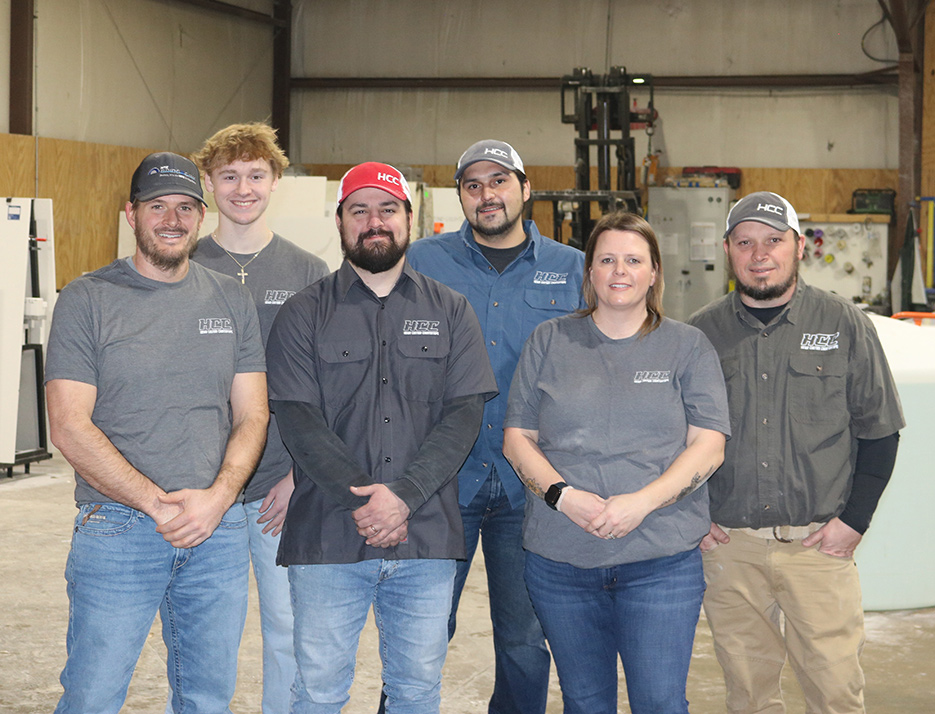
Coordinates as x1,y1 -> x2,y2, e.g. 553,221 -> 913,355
797,214 -> 890,306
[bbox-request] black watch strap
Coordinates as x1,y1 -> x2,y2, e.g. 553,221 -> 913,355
544,482 -> 569,510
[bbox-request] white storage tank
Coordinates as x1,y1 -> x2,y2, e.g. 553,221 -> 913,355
856,314 -> 935,610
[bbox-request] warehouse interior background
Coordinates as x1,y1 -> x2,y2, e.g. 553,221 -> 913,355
1,0 -> 935,712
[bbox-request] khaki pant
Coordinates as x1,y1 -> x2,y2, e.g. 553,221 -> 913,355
703,528 -> 866,714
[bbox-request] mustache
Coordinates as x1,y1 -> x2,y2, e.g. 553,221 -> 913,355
357,228 -> 394,245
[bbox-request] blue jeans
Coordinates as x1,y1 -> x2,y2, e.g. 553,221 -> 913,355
524,548 -> 704,714
450,472 -> 550,714
55,502 -> 249,714
245,498 -> 303,714
289,558 -> 456,714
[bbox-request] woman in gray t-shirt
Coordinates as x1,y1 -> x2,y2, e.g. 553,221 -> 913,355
504,211 -> 729,714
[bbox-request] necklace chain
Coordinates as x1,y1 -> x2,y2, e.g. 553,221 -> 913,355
213,233 -> 267,284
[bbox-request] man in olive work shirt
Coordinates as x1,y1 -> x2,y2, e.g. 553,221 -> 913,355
265,162 -> 496,713
688,191 -> 904,714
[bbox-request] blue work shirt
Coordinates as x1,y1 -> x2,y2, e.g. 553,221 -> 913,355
407,219 -> 585,508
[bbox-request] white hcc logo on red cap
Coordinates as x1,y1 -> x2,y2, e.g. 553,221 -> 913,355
377,172 -> 401,186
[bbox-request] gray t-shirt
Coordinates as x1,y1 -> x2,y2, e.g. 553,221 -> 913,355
45,259 -> 266,505
192,233 -> 329,501
505,314 -> 730,568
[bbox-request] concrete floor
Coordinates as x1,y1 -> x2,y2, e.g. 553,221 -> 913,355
2,455 -> 934,713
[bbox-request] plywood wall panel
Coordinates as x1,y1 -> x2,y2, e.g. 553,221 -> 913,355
37,138 -> 154,289
0,133 -> 37,197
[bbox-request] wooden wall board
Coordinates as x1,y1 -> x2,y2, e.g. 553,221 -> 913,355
0,133 -> 37,197
923,5 -> 935,191
38,138 -> 154,289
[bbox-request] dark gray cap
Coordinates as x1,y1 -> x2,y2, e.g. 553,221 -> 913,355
129,152 -> 207,206
725,191 -> 800,238
454,140 -> 525,182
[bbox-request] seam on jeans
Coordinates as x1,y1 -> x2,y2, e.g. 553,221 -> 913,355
164,594 -> 183,708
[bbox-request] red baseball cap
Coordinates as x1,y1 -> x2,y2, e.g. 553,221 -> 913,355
336,162 -> 412,207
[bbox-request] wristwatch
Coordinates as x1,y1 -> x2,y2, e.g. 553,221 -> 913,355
544,482 -> 570,511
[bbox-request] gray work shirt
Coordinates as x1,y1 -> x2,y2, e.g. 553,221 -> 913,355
266,260 -> 497,565
45,259 -> 266,504
505,314 -> 730,568
688,281 -> 905,529
192,234 -> 328,502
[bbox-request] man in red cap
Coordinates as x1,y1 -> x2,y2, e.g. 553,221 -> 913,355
266,162 -> 497,713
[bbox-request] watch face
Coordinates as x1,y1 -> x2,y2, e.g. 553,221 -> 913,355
545,482 -> 566,509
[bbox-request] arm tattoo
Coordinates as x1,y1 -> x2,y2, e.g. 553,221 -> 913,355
660,463 -> 717,508
505,455 -> 545,499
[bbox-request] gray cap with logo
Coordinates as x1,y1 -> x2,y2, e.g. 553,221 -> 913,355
129,152 -> 207,206
724,191 -> 800,238
454,140 -> 526,182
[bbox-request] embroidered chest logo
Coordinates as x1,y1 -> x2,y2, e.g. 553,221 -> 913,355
633,370 -> 671,384
265,289 -> 295,305
533,271 -> 569,285
800,332 -> 839,351
198,318 -> 233,335
403,319 -> 440,336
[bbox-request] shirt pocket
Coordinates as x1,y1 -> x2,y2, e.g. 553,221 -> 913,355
520,288 -> 580,336
789,353 -> 848,423
318,339 -> 374,407
395,337 -> 450,402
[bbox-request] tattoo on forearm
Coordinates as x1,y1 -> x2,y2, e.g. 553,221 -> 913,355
505,456 -> 545,499
661,463 -> 717,508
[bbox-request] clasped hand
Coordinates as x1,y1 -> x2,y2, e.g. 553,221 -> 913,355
350,484 -> 411,548
561,489 -> 652,541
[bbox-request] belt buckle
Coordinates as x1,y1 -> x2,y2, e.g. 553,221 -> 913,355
772,525 -> 794,543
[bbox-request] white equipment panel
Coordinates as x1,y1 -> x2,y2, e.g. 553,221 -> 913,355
647,187 -> 735,322
797,217 -> 889,305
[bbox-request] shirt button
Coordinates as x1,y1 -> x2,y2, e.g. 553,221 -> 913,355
761,373 -> 768,380
384,417 -> 390,423
550,299 -> 556,305
342,350 -> 349,357
762,418 -> 768,425
816,365 -> 823,372
421,345 -> 428,352
762,332 -> 768,337
487,423 -> 493,429
764,504 -> 771,510
493,301 -> 499,307
384,457 -> 392,463
382,340 -> 387,346
382,377 -> 388,384
491,340 -> 497,346
483,462 -> 489,468
380,303 -> 385,310
761,461 -> 768,468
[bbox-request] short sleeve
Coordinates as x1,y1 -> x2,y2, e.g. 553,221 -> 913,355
441,294 -> 497,402
846,312 -> 905,439
503,322 -> 549,431
44,282 -> 99,386
266,293 -> 322,405
679,330 -> 731,438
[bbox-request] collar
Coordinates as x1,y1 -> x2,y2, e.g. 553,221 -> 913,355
334,258 -> 422,302
731,278 -> 807,329
457,219 -> 541,262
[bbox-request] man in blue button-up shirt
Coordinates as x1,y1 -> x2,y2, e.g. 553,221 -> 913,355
407,140 -> 585,714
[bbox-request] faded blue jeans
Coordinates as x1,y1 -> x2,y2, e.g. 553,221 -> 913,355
525,548 -> 704,714
289,558 -> 455,714
55,502 -> 249,714
450,472 -> 550,714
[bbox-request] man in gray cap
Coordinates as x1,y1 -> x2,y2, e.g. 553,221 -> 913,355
405,140 -> 585,714
688,191 -> 904,713
46,152 -> 268,713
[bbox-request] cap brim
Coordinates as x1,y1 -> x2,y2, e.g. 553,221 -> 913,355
132,187 -> 208,207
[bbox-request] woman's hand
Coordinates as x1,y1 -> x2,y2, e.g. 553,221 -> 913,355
560,489 -> 606,531
586,492 -> 654,541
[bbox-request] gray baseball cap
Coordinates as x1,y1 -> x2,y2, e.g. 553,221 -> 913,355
725,191 -> 800,238
453,140 -> 525,182
130,152 -> 207,206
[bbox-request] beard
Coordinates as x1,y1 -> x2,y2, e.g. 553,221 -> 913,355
468,199 -> 524,239
730,253 -> 799,302
342,227 -> 409,274
134,225 -> 197,272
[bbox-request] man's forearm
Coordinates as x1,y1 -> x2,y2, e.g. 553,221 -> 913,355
386,394 -> 484,514
271,399 -> 373,510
